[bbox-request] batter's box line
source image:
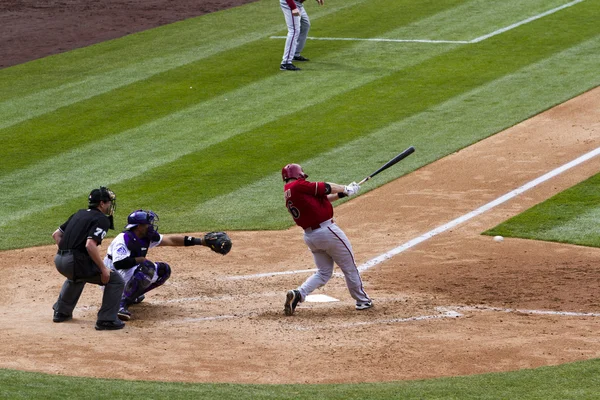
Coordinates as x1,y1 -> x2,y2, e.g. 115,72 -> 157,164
439,305 -> 600,318
270,0 -> 584,45
292,310 -> 462,331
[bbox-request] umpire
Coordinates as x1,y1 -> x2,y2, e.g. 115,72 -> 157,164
52,187 -> 126,331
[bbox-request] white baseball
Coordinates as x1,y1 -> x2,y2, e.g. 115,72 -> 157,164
493,235 -> 504,242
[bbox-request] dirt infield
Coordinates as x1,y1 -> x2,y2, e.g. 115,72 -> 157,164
0,0 -> 256,69
1,0 -> 600,384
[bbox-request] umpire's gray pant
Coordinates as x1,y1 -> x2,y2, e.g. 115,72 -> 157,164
53,253 -> 125,322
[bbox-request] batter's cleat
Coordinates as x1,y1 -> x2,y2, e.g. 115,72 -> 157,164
280,63 -> 301,71
117,307 -> 131,321
293,55 -> 310,62
95,319 -> 125,331
355,300 -> 373,310
53,311 -> 72,323
284,289 -> 301,316
133,294 -> 145,304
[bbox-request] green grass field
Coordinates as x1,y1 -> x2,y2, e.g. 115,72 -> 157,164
1,0 -> 599,397
3,359 -> 600,400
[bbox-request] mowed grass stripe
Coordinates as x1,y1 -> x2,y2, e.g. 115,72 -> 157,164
0,30 -> 465,228
0,0 -> 371,131
0,0 -> 458,176
315,0 -> 573,41
2,31 -> 598,248
117,2 -> 598,195
0,2 -> 471,227
0,0 -> 289,98
1,0 -> 598,249
181,34 -> 600,231
99,7 -> 600,222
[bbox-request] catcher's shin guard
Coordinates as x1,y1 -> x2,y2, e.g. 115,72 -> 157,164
145,262 -> 171,292
123,261 -> 155,304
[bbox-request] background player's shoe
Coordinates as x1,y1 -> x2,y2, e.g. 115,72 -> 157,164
117,307 -> 131,321
280,63 -> 301,71
356,301 -> 373,310
133,294 -> 145,304
293,55 -> 310,62
53,311 -> 72,323
95,319 -> 125,330
284,289 -> 301,316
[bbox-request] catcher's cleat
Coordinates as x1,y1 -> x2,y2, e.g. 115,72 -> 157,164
284,289 -> 301,316
280,63 -> 301,71
355,300 -> 373,310
117,307 -> 131,321
133,294 -> 145,304
53,311 -> 72,323
95,319 -> 125,331
293,55 -> 310,62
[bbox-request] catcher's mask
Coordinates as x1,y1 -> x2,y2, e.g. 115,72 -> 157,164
125,209 -> 159,236
282,163 -> 308,182
88,186 -> 116,228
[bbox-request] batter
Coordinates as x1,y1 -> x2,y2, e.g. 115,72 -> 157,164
281,163 -> 372,315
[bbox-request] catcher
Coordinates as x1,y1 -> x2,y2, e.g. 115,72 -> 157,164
103,209 -> 232,321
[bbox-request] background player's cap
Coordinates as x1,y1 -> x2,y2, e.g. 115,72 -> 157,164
282,163 -> 308,181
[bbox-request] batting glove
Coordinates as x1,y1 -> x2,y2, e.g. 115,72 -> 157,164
344,182 -> 361,196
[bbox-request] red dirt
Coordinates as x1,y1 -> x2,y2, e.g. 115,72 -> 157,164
1,0 -> 600,385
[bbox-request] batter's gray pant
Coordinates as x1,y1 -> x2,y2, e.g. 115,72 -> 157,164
280,0 -> 311,64
53,253 -> 125,322
299,221 -> 370,304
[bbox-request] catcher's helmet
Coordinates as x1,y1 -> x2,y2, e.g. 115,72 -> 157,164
88,186 -> 116,214
282,163 -> 308,181
125,209 -> 159,235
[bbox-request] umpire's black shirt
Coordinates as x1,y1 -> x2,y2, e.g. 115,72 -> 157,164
58,208 -> 110,252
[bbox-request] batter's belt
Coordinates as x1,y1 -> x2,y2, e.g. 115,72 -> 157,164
304,218 -> 334,233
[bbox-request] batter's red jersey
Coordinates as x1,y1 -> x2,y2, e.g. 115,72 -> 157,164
284,179 -> 333,229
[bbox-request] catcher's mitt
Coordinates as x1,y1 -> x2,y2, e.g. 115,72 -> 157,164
204,231 -> 232,255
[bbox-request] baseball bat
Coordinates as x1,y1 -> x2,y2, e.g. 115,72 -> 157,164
358,146 -> 415,185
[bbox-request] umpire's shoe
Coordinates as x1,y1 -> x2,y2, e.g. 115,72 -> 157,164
95,319 -> 125,331
284,289 -> 301,316
280,63 -> 301,71
53,311 -> 72,323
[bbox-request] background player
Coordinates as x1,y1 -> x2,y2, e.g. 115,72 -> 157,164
281,163 -> 372,315
104,209 -> 232,321
52,187 -> 125,331
279,0 -> 323,71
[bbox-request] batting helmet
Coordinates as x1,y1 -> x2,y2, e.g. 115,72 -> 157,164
88,186 -> 116,214
282,163 -> 308,181
125,209 -> 159,235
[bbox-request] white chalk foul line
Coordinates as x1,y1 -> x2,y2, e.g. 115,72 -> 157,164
470,0 -> 585,43
270,36 -> 468,44
228,146 -> 600,281
270,0 -> 584,45
227,268 -> 315,281
443,305 -> 600,318
357,146 -> 600,273
294,310 -> 462,330
169,315 -> 237,324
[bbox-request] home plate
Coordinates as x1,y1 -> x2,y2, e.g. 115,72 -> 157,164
305,294 -> 339,303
